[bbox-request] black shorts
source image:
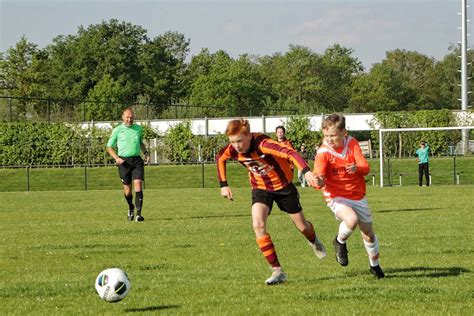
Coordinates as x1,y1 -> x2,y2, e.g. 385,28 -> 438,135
251,183 -> 302,214
117,156 -> 144,185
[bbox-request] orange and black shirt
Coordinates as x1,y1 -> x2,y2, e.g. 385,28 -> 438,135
217,133 -> 310,192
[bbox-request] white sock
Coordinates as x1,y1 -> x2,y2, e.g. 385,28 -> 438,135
337,221 -> 353,244
363,235 -> 380,267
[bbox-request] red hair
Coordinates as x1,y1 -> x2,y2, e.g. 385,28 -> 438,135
225,119 -> 250,136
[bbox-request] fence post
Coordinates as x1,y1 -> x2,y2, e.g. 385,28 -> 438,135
26,166 -> 30,192
429,173 -> 432,186
399,174 -> 402,186
372,174 -> 375,186
84,165 -> 88,191
9,97 -> 13,122
453,156 -> 457,185
456,173 -> 460,185
201,162 -> 205,189
387,158 -> 392,186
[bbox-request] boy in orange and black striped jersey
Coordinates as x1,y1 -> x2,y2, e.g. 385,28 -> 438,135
217,119 -> 326,285
313,113 -> 385,279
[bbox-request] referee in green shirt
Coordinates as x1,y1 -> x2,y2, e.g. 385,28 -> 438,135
107,107 -> 150,221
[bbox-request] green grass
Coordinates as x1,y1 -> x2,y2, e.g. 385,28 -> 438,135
1,156 -> 473,192
1,185 -> 473,315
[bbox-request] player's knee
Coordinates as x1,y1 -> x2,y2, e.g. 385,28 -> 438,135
252,220 -> 266,234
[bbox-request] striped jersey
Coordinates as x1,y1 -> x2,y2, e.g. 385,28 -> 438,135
217,133 -> 310,191
314,136 -> 370,200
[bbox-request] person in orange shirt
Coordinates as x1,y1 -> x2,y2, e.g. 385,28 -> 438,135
313,113 -> 384,279
217,119 -> 326,285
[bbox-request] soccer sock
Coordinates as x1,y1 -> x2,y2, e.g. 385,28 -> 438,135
337,221 -> 353,244
363,235 -> 380,267
135,191 -> 143,213
256,234 -> 280,268
302,221 -> 316,243
124,194 -> 134,211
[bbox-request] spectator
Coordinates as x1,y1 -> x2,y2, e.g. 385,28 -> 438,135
415,141 -> 430,186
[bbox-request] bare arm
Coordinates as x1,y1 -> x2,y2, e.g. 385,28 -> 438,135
106,147 -> 125,165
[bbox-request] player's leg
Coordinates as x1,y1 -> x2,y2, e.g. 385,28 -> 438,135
131,157 -> 145,222
359,222 -> 384,278
251,189 -> 286,285
276,183 -> 326,259
330,200 -> 358,266
133,180 -> 144,221
118,162 -> 134,221
425,163 -> 430,186
288,211 -> 326,259
418,163 -> 423,186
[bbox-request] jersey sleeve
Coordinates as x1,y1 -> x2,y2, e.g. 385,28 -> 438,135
106,127 -> 119,148
352,140 -> 370,176
260,139 -> 310,174
216,144 -> 234,187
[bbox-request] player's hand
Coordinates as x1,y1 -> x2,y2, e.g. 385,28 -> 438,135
115,157 -> 125,165
220,186 -> 234,201
316,175 -> 325,188
346,163 -> 357,174
304,171 -> 318,188
143,154 -> 150,165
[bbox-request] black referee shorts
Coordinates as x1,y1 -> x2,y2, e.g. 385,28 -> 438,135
117,156 -> 144,185
251,183 -> 302,214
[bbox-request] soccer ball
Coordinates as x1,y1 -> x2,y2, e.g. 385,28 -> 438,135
95,268 -> 131,302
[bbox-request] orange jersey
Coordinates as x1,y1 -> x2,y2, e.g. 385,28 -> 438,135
314,136 -> 370,200
217,133 -> 310,191
278,139 -> 295,169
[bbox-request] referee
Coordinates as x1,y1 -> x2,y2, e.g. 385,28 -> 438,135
107,107 -> 150,222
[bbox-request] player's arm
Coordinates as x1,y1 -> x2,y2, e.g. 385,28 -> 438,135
260,139 -> 320,187
313,151 -> 328,189
106,129 -> 124,165
216,144 -> 234,201
351,141 -> 370,176
140,142 -> 150,164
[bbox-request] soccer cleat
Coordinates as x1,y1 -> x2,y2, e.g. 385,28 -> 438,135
127,209 -> 134,222
135,214 -> 144,222
369,265 -> 385,279
265,268 -> 287,285
333,236 -> 349,266
309,236 -> 327,259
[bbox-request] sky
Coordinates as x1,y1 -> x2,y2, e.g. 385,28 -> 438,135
0,0 -> 471,69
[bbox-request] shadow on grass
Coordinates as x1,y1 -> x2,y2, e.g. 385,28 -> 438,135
384,266 -> 470,278
125,304 -> 180,313
377,207 -> 443,213
161,214 -> 251,221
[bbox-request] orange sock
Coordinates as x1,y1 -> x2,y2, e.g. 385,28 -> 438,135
303,221 -> 316,243
256,234 -> 280,268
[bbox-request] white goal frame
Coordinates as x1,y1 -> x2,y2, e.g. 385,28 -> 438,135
378,126 -> 474,187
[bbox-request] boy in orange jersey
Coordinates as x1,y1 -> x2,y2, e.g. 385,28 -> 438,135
313,113 -> 385,278
217,119 -> 326,285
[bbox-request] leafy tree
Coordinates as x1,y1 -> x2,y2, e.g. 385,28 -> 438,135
284,116 -> 321,151
162,120 -> 194,162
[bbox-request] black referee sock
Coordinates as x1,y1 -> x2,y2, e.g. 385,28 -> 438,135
124,194 -> 134,211
135,191 -> 143,214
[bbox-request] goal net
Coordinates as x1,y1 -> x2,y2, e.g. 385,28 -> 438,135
378,126 -> 474,187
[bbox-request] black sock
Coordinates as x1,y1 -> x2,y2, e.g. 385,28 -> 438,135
135,191 -> 143,214
124,194 -> 134,211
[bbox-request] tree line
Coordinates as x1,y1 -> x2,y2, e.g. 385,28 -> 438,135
1,19 -> 473,122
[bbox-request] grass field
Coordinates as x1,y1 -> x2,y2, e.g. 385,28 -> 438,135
1,185 -> 473,315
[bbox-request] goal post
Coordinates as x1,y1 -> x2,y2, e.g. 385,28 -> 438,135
378,126 -> 474,187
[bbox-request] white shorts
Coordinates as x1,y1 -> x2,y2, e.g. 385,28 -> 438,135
327,196 -> 372,223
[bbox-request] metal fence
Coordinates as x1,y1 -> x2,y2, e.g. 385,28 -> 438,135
1,156 -> 472,192
0,96 -> 297,122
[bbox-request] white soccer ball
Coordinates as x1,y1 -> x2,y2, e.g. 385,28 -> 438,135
95,268 -> 131,302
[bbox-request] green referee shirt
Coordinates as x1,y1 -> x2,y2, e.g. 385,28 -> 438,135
106,124 -> 144,157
